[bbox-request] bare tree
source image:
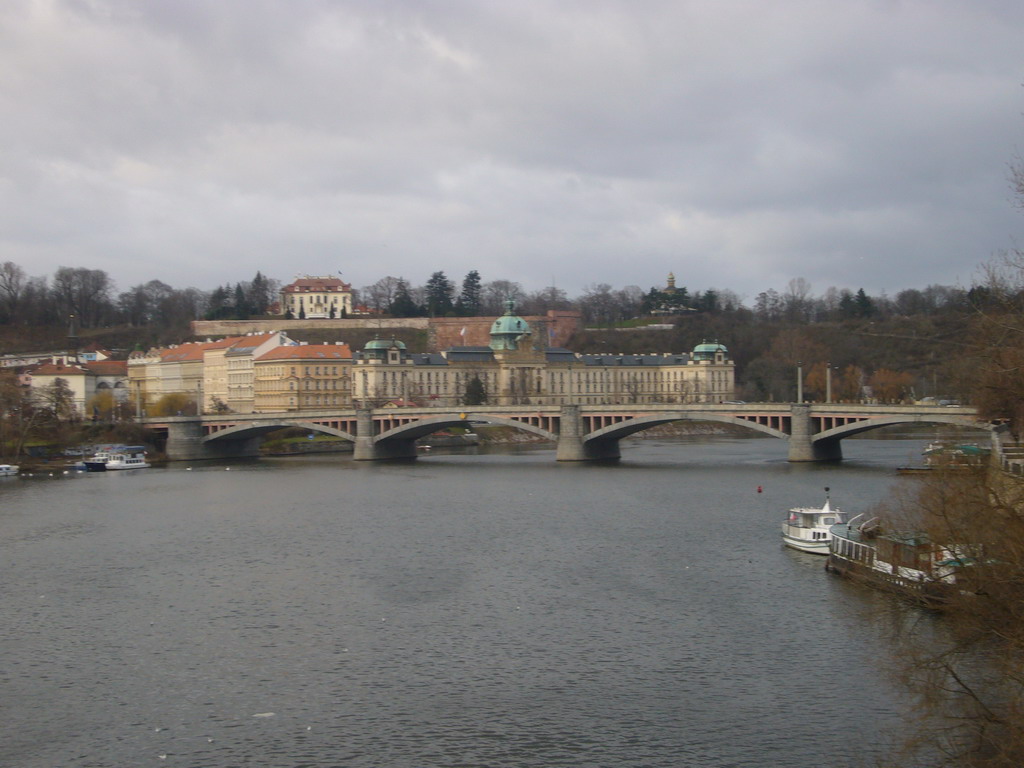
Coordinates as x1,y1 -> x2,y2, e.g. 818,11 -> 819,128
481,280 -> 524,315
52,267 -> 115,328
0,261 -> 26,323
519,285 -> 572,315
362,276 -> 402,313
783,277 -> 813,323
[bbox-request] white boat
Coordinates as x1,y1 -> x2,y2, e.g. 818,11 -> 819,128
781,489 -> 845,554
0,464 -> 19,476
84,446 -> 150,472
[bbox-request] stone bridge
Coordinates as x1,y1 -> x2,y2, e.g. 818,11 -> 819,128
149,403 -> 988,463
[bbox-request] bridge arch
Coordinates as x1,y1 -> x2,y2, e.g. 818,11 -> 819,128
374,413 -> 557,444
812,414 -> 991,444
202,421 -> 356,444
584,412 -> 789,444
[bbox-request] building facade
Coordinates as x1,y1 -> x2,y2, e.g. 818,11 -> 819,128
130,303 -> 735,414
279,276 -> 353,319
253,343 -> 353,412
29,359 -> 129,416
352,302 -> 735,407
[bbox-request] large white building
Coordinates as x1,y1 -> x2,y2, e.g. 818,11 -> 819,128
129,302 -> 735,414
353,301 -> 735,407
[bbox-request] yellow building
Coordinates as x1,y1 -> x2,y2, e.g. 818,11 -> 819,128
254,343 -> 353,412
129,333 -> 292,415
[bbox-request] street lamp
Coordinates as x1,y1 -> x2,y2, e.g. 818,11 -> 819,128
826,362 -> 832,404
797,361 -> 803,403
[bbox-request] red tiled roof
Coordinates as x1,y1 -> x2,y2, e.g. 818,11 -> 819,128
257,344 -> 352,361
281,277 -> 352,293
32,362 -> 88,376
84,360 -> 127,375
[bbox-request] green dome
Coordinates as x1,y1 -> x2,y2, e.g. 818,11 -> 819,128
364,337 -> 406,351
692,340 -> 727,361
489,299 -> 531,351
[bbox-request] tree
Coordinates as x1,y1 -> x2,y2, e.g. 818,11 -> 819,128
868,368 -> 914,403
42,378 -> 76,422
521,285 -> 571,314
877,465 -> 1024,767
783,277 -> 813,323
803,362 -> 831,401
205,285 -> 231,320
616,285 -> 645,318
463,375 -> 487,405
0,261 -> 26,324
835,364 -> 864,402
246,271 -> 274,316
389,279 -> 422,317
149,392 -> 195,417
424,271 -> 455,317
455,270 -> 483,316
481,280 -> 523,315
854,288 -> 876,318
232,283 -> 251,319
969,253 -> 1024,436
578,283 -> 617,324
87,389 -> 117,421
753,289 -> 784,322
51,267 -> 114,328
362,276 -> 402,313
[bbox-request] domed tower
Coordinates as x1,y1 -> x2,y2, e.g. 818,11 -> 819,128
363,337 -> 406,365
691,340 -> 728,364
489,299 -> 532,352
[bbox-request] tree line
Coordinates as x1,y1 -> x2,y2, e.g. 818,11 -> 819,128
0,260 -> 981,330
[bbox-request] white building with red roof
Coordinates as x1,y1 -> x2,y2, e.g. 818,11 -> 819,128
29,359 -> 129,417
279,276 -> 353,319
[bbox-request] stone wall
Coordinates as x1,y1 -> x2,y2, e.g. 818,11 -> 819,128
193,311 -> 581,352
192,317 -> 430,337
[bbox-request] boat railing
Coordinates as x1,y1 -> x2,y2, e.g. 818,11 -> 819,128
992,426 -> 1024,477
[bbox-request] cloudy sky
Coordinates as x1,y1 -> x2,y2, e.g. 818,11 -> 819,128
2,0 -> 1023,303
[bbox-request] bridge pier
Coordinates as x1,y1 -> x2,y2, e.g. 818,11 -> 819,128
788,404 -> 843,462
164,419 -> 261,462
556,404 -> 621,461
353,409 -> 418,461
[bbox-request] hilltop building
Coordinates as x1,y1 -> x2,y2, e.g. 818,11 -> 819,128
279,276 -> 353,319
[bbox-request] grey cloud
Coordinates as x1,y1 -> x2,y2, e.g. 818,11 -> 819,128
0,0 -> 1021,300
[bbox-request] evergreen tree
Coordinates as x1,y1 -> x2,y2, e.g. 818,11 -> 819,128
456,270 -> 483,316
204,285 -> 231,320
463,375 -> 487,405
247,271 -> 271,315
233,283 -> 251,319
854,288 -> 875,318
389,279 -> 421,317
425,271 -> 455,317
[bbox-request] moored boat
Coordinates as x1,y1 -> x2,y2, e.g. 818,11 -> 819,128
923,441 -> 990,468
84,446 -> 150,472
781,489 -> 845,554
0,464 -> 20,476
826,517 -> 968,604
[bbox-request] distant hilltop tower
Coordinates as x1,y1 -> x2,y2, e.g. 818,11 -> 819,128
665,273 -> 678,294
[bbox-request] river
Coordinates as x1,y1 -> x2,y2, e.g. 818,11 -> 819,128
1,435 -> 930,767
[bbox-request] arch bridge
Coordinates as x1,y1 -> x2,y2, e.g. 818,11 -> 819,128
149,403 -> 987,463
